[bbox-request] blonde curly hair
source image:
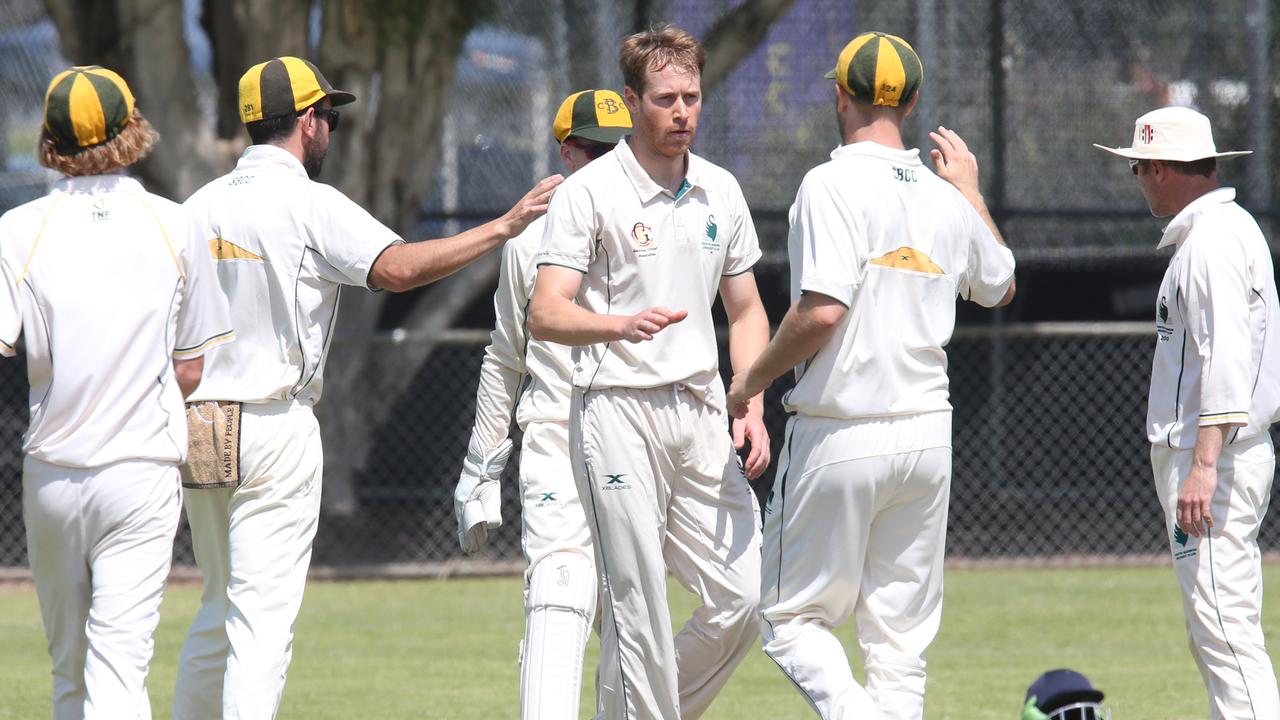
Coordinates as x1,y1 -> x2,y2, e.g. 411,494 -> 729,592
37,109 -> 158,176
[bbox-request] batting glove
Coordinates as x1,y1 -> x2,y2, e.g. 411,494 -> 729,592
454,437 -> 512,555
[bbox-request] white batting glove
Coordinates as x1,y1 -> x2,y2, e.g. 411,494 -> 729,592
454,437 -> 512,555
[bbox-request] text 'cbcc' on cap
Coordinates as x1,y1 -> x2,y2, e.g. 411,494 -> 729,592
824,31 -> 923,108
238,56 -> 355,124
553,89 -> 632,144
44,66 -> 135,150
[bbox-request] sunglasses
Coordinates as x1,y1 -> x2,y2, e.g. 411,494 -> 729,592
312,107 -> 340,132
1128,159 -> 1146,175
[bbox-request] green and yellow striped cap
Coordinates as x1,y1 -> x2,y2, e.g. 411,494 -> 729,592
43,66 -> 135,150
824,32 -> 923,108
552,89 -> 632,144
238,56 -> 355,124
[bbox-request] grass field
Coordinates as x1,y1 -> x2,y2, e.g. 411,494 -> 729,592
2,565 -> 1277,718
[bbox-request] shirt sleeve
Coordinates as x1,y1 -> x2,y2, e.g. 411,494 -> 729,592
0,255 -> 21,358
791,173 -> 865,306
311,184 -> 402,289
957,202 -> 1015,307
1181,233 -> 1252,426
173,213 -> 235,359
722,179 -> 762,276
536,180 -> 595,272
468,238 -> 532,451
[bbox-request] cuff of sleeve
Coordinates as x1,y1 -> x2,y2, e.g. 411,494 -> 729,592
1199,411 -> 1249,426
535,251 -> 588,273
722,248 -> 763,277
968,269 -> 1015,308
800,278 -> 854,307
365,238 -> 406,292
173,329 -> 235,359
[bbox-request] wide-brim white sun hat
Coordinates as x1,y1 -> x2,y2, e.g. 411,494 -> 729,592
1093,106 -> 1251,162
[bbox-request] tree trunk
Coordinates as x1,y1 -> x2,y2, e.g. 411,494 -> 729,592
700,0 -> 800,93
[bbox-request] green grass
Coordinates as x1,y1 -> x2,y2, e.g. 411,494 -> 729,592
2,565 -> 1277,718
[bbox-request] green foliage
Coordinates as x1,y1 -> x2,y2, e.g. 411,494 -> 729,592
1,566 -> 1277,718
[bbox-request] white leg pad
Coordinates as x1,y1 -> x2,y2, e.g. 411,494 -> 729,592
520,550 -> 596,720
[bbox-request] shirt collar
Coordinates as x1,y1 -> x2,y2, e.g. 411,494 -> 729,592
54,173 -> 145,194
615,136 -> 703,202
1157,187 -> 1235,249
830,141 -> 923,165
236,143 -> 309,178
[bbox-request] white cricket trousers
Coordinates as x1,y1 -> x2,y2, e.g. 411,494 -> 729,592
759,413 -> 951,720
519,419 -> 596,720
173,400 -> 323,720
572,385 -> 762,720
1151,433 -> 1280,720
24,456 -> 181,720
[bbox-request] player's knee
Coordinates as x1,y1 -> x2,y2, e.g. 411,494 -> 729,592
526,550 -> 596,619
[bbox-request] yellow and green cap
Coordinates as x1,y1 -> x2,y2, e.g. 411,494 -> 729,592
552,89 -> 632,144
238,56 -> 355,124
824,31 -> 923,107
43,65 -> 135,151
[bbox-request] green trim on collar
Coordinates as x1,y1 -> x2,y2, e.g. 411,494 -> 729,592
675,178 -> 693,201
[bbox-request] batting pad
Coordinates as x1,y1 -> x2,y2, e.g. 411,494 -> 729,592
521,550 -> 595,719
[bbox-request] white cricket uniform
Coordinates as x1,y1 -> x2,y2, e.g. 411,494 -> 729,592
172,144 -> 400,720
759,142 -> 1014,720
464,216 -> 595,719
1145,187 -> 1280,719
538,138 -> 763,720
0,173 -> 232,720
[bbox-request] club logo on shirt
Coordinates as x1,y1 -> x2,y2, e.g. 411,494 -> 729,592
533,491 -> 559,508
90,199 -> 110,222
701,214 -> 721,252
1172,524 -> 1197,560
1156,295 -> 1173,342
631,222 -> 654,247
602,472 -> 631,490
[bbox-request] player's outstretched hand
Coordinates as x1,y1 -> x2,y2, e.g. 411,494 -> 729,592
1177,464 -> 1217,538
619,307 -> 688,343
498,174 -> 565,238
453,437 -> 513,555
726,369 -> 755,420
929,126 -> 982,199
732,414 -> 771,480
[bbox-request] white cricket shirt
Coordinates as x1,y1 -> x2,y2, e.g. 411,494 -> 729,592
1147,187 -> 1280,448
537,138 -> 761,406
469,217 -> 574,451
184,144 -> 401,405
0,174 -> 233,467
781,142 -> 1015,422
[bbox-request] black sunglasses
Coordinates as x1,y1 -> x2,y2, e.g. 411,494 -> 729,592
312,107 -> 340,132
1129,158 -> 1147,175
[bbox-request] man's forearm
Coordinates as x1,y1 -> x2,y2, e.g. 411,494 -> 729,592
1192,424 -> 1232,471
469,352 -> 524,452
528,295 -> 624,346
742,302 -> 840,397
727,304 -> 770,411
373,219 -> 511,292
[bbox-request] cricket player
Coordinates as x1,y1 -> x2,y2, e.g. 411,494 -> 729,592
529,26 -> 770,720
1,66 -> 232,719
727,32 -> 1016,719
453,88 -> 631,720
172,56 -> 561,720
1095,106 -> 1280,719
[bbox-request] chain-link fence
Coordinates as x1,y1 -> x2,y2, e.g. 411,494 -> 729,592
3,323 -> 1279,571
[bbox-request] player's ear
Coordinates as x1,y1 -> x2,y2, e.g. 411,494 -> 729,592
900,90 -> 920,119
623,86 -> 640,113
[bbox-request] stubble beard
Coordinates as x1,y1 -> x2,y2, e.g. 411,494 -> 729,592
303,134 -> 327,179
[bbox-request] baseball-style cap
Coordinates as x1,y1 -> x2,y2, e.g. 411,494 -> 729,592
43,65 -> 135,150
824,31 -> 923,107
552,89 -> 632,144
1024,669 -> 1106,717
238,56 -> 355,124
1092,106 -> 1250,162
